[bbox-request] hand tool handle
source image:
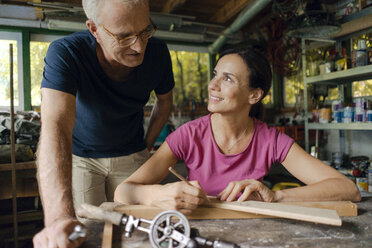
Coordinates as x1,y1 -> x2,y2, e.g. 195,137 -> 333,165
77,203 -> 124,226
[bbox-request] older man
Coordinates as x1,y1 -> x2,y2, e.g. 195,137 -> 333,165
33,0 -> 174,246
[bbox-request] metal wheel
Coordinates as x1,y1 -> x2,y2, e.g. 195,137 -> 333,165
149,210 -> 191,248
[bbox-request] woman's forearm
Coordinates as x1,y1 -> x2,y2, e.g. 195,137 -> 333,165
114,182 -> 162,205
274,178 -> 361,202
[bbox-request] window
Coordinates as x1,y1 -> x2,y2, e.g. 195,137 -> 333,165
169,50 -> 209,107
30,34 -> 62,107
284,73 -> 303,107
262,87 -> 273,105
30,41 -> 50,106
146,44 -> 210,110
353,80 -> 372,97
0,32 -> 23,110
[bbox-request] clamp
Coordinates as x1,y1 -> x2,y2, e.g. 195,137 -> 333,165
76,203 -> 239,248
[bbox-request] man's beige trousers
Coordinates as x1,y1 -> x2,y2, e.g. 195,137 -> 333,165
72,149 -> 150,211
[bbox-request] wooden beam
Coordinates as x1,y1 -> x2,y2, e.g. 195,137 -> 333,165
210,0 -> 252,24
33,0 -> 44,20
162,0 -> 187,13
332,14 -> 372,38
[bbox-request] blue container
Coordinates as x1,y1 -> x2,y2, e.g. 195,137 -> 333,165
343,107 -> 354,123
367,110 -> 372,123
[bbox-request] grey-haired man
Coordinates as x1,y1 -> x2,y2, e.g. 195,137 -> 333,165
33,0 -> 174,246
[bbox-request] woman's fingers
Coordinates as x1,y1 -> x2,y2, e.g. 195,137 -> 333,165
237,184 -> 255,202
218,182 -> 236,201
225,183 -> 246,201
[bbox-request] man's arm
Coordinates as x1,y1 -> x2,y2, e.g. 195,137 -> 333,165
144,90 -> 173,150
33,88 -> 84,247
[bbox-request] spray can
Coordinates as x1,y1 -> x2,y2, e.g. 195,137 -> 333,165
356,39 -> 368,67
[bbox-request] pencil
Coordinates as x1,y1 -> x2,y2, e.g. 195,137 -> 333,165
168,167 -> 192,186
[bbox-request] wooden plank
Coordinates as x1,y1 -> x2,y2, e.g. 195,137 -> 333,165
101,222 -> 113,248
207,201 -> 341,226
162,0 -> 187,13
9,42 -> 19,248
279,201 -> 357,217
0,161 -> 36,172
0,176 -> 39,200
33,0 -> 44,20
332,14 -> 372,38
209,0 -> 252,24
114,201 -> 356,220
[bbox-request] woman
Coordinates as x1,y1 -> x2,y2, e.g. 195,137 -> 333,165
114,47 -> 361,214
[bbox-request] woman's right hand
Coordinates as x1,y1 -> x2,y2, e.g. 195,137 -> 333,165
149,181 -> 207,215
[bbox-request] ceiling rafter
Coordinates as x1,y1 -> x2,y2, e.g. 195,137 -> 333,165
33,0 -> 44,20
162,0 -> 187,13
210,0 -> 252,24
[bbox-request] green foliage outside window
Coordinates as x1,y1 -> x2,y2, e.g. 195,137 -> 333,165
285,73 -> 303,105
353,80 -> 372,97
262,88 -> 272,105
30,41 -> 50,106
170,51 -> 209,107
147,50 -> 209,108
0,40 -> 18,106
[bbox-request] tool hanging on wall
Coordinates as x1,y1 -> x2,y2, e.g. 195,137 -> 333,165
77,203 -> 240,248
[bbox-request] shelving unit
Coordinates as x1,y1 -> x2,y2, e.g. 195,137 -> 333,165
0,161 -> 36,172
302,40 -> 372,153
1,44 -> 42,247
308,122 -> 372,130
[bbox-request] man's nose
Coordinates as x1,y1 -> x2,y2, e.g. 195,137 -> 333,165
129,36 -> 146,53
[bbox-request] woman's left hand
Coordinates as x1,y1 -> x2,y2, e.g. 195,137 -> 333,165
217,179 -> 276,202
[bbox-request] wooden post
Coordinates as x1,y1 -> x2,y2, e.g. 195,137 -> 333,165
10,43 -> 19,248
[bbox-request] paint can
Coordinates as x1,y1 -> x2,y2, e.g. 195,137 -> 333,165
343,107 -> 354,123
319,108 -> 331,123
354,98 -> 367,110
332,100 -> 342,122
369,165 -> 372,192
367,110 -> 372,123
354,109 -> 366,122
356,177 -> 368,192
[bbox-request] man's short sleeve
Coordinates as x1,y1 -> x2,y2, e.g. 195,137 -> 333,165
41,40 -> 78,96
154,42 -> 175,95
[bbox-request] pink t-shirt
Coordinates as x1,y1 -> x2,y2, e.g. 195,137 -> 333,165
166,114 -> 294,196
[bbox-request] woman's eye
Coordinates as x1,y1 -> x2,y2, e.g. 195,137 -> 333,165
224,76 -> 232,82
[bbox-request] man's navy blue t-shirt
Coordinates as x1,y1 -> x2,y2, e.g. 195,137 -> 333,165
41,30 -> 174,158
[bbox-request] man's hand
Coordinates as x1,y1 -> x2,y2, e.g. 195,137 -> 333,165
217,179 -> 276,202
149,181 -> 207,215
33,217 -> 86,248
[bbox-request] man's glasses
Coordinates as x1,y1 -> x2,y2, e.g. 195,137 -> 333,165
101,20 -> 157,47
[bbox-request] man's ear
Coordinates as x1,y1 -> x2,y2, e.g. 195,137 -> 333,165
248,88 -> 264,105
86,20 -> 98,39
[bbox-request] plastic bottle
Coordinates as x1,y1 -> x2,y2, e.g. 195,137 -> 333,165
356,39 -> 368,67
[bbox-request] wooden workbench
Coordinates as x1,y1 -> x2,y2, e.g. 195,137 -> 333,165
81,197 -> 372,248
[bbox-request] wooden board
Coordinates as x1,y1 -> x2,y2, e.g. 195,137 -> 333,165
114,201 -> 357,220
101,222 -> 113,248
206,201 -> 341,226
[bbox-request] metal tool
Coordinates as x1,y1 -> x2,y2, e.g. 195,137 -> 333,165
77,203 -> 239,248
68,225 -> 87,241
